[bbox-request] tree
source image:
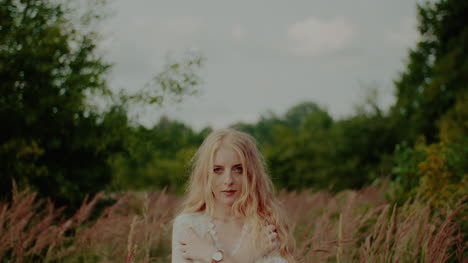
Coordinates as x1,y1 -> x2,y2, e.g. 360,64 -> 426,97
0,0 -> 203,209
109,116 -> 211,193
391,0 -> 468,144
388,0 -> 468,222
0,0 -> 115,207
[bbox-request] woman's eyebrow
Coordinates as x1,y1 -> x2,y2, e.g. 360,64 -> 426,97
213,164 -> 242,167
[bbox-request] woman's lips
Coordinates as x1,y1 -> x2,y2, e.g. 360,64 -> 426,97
221,190 -> 236,196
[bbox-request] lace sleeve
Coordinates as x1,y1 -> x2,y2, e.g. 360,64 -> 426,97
171,214 -> 193,263
254,250 -> 288,263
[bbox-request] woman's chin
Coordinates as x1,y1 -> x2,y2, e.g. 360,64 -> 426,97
217,196 -> 238,206
222,199 -> 236,205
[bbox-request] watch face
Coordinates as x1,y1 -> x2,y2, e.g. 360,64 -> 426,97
213,251 -> 223,261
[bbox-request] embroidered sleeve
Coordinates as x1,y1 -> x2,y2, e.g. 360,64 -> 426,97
171,214 -> 194,263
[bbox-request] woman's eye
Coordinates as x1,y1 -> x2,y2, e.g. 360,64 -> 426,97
234,167 -> 243,173
213,167 -> 223,173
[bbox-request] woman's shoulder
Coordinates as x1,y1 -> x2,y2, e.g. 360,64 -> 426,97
173,211 -> 207,226
173,211 -> 210,237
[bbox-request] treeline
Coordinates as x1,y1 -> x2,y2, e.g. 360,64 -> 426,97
1,0 -> 466,213
110,0 -> 467,210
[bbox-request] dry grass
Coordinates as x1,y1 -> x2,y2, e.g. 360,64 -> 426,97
0,183 -> 465,263
281,188 -> 466,263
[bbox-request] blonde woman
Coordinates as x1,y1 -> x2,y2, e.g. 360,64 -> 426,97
171,129 -> 295,263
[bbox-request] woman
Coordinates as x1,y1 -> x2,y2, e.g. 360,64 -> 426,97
171,129 -> 295,263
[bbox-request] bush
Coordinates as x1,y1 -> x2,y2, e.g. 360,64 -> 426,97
389,137 -> 468,212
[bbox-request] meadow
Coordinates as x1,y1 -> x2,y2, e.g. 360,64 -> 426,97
1,182 -> 465,263
1,0 -> 467,262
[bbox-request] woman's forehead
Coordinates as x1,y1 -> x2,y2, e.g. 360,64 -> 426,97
213,145 -> 242,165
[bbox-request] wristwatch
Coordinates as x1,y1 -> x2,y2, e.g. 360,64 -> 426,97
211,250 -> 224,262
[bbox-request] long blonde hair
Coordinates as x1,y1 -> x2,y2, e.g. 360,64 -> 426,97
179,128 -> 296,262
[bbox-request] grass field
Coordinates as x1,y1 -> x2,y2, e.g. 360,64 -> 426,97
1,183 -> 465,263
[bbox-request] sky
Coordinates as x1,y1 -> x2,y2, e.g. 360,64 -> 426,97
93,0 -> 423,130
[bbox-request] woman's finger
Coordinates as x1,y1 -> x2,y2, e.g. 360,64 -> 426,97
272,240 -> 280,250
268,231 -> 278,242
265,241 -> 276,253
265,224 -> 276,233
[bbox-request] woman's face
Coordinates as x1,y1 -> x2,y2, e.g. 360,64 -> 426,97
211,145 -> 244,206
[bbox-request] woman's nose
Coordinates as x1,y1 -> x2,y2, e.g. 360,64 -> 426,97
223,171 -> 233,184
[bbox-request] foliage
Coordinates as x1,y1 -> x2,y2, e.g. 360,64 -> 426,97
126,53 -> 205,106
0,0 -> 115,208
389,138 -> 468,213
387,0 -> 468,212
260,102 -> 335,190
438,89 -> 468,143
390,0 -> 468,143
232,101 -> 397,192
388,141 -> 424,205
109,117 -> 211,193
0,0 -> 204,209
417,141 -> 467,209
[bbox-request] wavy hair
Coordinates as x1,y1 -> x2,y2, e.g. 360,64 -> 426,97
179,128 -> 295,262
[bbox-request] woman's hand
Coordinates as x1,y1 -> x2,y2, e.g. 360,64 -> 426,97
178,226 -> 217,263
257,224 -> 280,258
236,224 -> 280,263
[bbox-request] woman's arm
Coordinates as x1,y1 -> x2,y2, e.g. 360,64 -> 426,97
219,253 -> 242,263
254,250 -> 288,263
171,215 -> 192,263
178,226 -> 243,263
172,214 -> 234,263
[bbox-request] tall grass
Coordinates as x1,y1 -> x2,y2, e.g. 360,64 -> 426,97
0,183 -> 465,263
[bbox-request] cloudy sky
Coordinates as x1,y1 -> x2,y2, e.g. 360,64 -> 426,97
94,0 -> 423,130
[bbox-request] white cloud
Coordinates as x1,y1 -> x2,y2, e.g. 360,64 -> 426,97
287,17 -> 356,56
231,24 -> 247,40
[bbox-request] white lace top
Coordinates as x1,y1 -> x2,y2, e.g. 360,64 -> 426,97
171,212 -> 288,263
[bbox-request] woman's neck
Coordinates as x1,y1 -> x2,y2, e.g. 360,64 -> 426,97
211,202 -> 243,223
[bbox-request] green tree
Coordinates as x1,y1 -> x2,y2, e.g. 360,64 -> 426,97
391,0 -> 468,144
109,116 -> 211,192
387,1 -> 468,231
233,101 -> 395,191
0,0 -> 115,207
329,113 -> 396,190
0,0 -> 203,208
265,102 -> 335,190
